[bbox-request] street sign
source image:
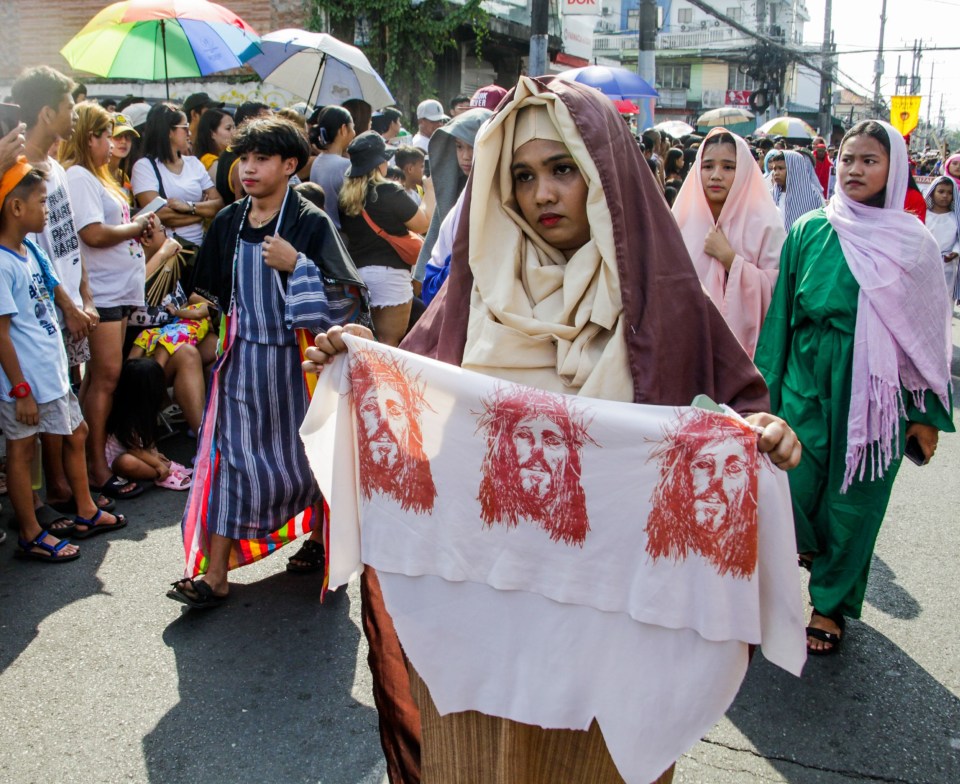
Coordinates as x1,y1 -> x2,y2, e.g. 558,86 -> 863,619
562,0 -> 601,16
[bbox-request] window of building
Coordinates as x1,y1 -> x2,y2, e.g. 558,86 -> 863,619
727,66 -> 757,91
726,7 -> 742,22
678,8 -> 693,24
657,64 -> 692,90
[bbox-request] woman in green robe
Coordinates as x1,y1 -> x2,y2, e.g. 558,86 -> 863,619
755,120 -> 954,655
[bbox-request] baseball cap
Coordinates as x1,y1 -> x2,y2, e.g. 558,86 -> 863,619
111,113 -> 140,138
470,84 -> 508,111
346,131 -> 393,177
122,102 -> 151,130
182,92 -> 224,116
416,99 -> 449,122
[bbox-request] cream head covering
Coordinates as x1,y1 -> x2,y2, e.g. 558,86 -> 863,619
512,105 -> 563,150
462,76 -> 633,401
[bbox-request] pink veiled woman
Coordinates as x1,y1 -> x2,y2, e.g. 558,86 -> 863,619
672,128 -> 786,357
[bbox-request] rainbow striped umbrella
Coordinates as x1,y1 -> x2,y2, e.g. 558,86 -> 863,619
60,0 -> 261,98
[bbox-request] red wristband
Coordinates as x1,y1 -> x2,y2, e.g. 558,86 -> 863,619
10,381 -> 31,399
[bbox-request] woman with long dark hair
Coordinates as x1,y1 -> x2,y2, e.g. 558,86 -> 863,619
308,105 -> 355,230
756,120 -> 954,655
130,102 -> 223,247
194,108 -> 235,173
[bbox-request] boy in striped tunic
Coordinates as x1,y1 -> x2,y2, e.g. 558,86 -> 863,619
168,118 -> 369,608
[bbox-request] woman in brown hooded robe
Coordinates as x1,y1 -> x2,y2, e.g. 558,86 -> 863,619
305,75 -> 800,784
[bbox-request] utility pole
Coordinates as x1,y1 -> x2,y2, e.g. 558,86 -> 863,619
637,0 -> 657,85
872,0 -> 887,116
818,0 -> 833,139
926,60 -> 934,143
529,0 -> 549,77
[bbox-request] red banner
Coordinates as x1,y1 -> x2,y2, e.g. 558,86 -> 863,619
725,90 -> 752,107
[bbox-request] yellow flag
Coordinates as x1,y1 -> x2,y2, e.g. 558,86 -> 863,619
890,95 -> 922,136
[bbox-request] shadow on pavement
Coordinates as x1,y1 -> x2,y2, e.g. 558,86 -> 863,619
144,571 -> 386,784
0,465 -> 187,674
863,555 -> 921,621
724,622 -> 960,783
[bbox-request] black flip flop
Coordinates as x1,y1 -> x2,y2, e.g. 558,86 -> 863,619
33,504 -> 76,536
50,494 -> 116,514
93,475 -> 146,501
166,578 -> 228,609
72,509 -> 127,539
806,610 -> 845,656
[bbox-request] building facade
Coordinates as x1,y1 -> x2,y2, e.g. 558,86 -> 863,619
593,0 -> 821,128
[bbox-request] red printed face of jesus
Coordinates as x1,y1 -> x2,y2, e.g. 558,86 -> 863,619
645,410 -> 759,578
351,349 -> 437,514
475,386 -> 597,547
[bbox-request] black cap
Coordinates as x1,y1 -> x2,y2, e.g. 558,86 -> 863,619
182,92 -> 223,115
346,131 -> 392,177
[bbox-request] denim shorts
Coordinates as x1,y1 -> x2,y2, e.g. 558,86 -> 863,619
98,305 -> 137,323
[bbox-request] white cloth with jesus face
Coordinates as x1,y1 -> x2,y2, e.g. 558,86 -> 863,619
301,334 -> 805,784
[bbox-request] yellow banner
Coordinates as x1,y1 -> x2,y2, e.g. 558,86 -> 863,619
890,95 -> 922,136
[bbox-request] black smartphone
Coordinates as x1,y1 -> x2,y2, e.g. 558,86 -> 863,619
904,435 -> 926,466
423,156 -> 430,178
0,103 -> 21,137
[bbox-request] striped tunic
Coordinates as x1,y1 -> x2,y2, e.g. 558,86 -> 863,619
205,227 -> 321,540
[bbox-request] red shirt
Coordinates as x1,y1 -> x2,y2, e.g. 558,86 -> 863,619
903,188 -> 927,222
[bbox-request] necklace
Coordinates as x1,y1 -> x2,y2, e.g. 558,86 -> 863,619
249,209 -> 280,228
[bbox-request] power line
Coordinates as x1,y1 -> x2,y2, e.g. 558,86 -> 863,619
680,0 -> 869,101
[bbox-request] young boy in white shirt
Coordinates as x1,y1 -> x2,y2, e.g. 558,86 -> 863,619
0,160 -> 126,562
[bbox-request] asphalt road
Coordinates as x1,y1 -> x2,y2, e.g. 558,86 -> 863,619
0,315 -> 958,784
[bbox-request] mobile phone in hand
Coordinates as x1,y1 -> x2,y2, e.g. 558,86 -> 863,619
0,103 -> 21,137
904,435 -> 926,466
135,195 -> 167,217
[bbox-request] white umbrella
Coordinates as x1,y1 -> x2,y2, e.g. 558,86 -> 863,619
696,107 -> 755,126
654,120 -> 695,137
248,28 -> 394,109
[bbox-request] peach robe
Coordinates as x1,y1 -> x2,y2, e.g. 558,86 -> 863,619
672,129 -> 786,358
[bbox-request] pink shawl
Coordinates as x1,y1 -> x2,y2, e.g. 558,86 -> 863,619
945,153 -> 960,188
672,128 -> 786,358
825,120 -> 953,491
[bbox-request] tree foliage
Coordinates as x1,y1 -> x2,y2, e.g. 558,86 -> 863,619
309,0 -> 488,113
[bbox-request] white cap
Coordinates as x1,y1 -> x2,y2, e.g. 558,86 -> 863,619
123,102 -> 151,129
416,99 -> 449,122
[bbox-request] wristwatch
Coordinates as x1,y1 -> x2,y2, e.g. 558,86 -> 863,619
10,381 -> 31,399
189,201 -> 197,215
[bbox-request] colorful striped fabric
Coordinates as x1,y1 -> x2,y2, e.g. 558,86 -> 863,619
180,314 -> 323,578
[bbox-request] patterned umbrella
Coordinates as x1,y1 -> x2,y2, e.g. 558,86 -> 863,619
247,29 -> 395,110
696,107 -> 755,126
755,117 -> 817,140
60,0 -> 261,98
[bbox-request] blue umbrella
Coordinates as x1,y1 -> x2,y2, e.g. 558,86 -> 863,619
557,66 -> 659,100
